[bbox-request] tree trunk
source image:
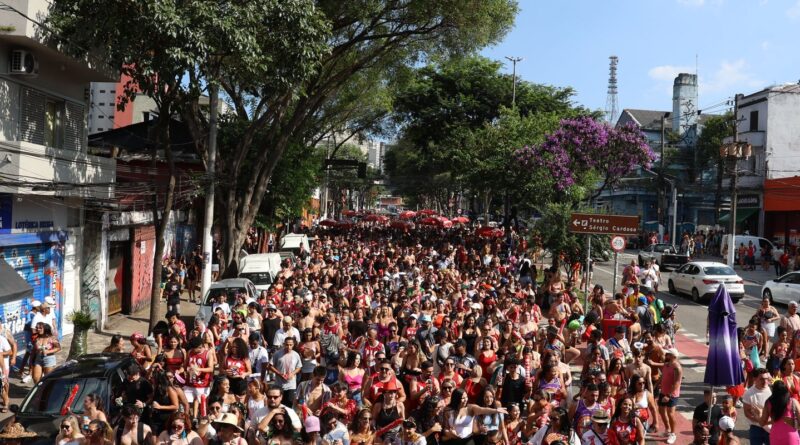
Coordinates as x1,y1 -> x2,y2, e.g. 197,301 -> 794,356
148,109 -> 177,334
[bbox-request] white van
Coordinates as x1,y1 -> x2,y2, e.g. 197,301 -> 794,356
238,253 -> 282,293
280,234 -> 310,262
720,234 -> 782,262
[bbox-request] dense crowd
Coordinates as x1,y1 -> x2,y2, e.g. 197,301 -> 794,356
6,224 -> 800,445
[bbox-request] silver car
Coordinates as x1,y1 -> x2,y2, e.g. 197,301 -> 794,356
195,278 -> 258,324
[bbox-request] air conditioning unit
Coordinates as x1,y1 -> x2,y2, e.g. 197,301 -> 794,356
9,50 -> 38,75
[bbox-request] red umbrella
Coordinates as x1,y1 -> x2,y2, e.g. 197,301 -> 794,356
418,209 -> 437,216
476,226 -> 504,237
319,219 -> 337,227
390,220 -> 414,231
363,214 -> 388,223
399,210 -> 417,219
335,220 -> 355,229
451,216 -> 470,224
442,220 -> 453,229
418,217 -> 441,226
342,210 -> 358,217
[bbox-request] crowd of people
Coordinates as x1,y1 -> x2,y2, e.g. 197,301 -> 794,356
6,222 -> 799,445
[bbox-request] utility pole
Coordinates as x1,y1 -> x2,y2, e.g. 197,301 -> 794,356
726,94 -> 741,267
660,115 -> 666,241
505,56 -> 523,106
201,81 -> 219,297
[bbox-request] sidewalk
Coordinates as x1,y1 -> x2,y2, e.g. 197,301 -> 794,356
695,253 -> 779,285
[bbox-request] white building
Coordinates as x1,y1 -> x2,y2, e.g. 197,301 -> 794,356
0,0 -> 117,342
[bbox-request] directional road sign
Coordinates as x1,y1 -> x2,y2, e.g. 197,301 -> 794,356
569,213 -> 640,235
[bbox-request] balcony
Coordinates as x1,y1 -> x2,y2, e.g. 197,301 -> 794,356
739,131 -> 765,149
0,140 -> 115,199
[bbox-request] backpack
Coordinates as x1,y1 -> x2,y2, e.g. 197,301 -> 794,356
320,331 -> 341,362
638,305 -> 654,332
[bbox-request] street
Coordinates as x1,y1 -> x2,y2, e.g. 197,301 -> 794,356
591,250 -> 774,444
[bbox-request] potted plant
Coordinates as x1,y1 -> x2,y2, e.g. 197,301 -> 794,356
67,310 -> 96,359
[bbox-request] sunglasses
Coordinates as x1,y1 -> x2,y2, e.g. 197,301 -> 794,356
210,406 -> 222,411
380,367 -> 391,372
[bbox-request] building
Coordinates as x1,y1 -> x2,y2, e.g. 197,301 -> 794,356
733,85 -> 800,247
0,0 -> 116,343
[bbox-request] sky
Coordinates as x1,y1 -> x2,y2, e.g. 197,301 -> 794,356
481,0 -> 800,118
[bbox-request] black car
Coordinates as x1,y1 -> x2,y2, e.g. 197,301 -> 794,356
5,353 -> 134,443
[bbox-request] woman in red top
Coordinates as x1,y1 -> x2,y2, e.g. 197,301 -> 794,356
461,365 -> 486,404
476,337 -> 497,379
162,334 -> 186,376
609,396 -> 645,445
222,337 -> 251,402
779,357 -> 800,402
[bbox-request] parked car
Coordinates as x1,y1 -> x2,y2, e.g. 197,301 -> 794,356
667,261 -> 745,303
4,353 -> 134,444
637,243 -> 689,271
762,272 -> 800,305
195,278 -> 258,324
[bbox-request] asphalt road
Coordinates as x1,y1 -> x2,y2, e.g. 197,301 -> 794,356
591,250 -> 767,443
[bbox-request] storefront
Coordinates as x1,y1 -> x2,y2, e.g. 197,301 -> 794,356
764,176 -> 800,250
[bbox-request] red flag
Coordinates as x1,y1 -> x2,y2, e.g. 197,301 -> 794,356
61,384 -> 79,416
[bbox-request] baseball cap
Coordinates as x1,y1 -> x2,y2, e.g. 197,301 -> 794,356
638,296 -> 647,305
665,348 -> 679,357
304,416 -> 320,433
266,303 -> 277,310
44,297 -> 56,305
31,300 -> 41,308
718,416 -> 735,432
419,314 -> 432,323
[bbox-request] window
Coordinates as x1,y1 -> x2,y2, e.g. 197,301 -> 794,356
97,128 -> 104,132
98,102 -> 105,106
99,89 -> 106,93
749,110 -> 759,132
44,100 -> 63,148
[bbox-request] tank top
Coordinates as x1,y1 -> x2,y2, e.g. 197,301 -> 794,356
447,410 -> 475,439
323,323 -> 340,336
463,331 -> 478,355
610,418 -> 638,443
635,391 -> 650,421
187,349 -> 212,387
376,404 -> 402,441
225,356 -> 246,378
343,370 -> 364,392
164,351 -> 183,373
477,351 -> 496,378
573,400 -> 600,433
660,363 -> 680,397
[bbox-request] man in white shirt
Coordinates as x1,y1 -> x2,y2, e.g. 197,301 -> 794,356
211,294 -> 231,317
0,323 -> 16,411
742,368 -> 772,445
273,316 -> 300,348
780,301 -> 800,339
248,333 -> 270,382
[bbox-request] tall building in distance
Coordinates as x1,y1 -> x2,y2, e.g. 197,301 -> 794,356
605,56 -> 619,124
350,135 -> 386,173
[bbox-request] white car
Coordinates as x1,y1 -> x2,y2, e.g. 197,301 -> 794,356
195,278 -> 258,324
761,272 -> 800,305
667,261 -> 745,303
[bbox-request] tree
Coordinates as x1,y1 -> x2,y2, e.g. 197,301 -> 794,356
696,113 -> 734,221
386,55 -> 580,212
47,0 -> 329,331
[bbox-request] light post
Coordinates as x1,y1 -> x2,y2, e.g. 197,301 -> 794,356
504,56 -> 523,106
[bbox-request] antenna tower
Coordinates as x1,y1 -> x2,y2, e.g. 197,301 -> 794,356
605,55 -> 619,124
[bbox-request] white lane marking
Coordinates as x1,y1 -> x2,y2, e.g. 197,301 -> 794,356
679,411 -> 693,420
693,366 -> 706,373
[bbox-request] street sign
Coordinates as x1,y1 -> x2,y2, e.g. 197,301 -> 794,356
569,213 -> 640,235
610,235 -> 626,252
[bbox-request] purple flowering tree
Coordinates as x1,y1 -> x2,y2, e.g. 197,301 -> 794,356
515,116 -> 655,196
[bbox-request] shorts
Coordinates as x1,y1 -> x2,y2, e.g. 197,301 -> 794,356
36,354 -> 57,368
657,395 -> 678,407
212,264 -> 220,272
183,386 -> 210,403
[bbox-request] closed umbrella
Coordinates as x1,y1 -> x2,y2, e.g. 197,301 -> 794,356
704,284 -> 744,399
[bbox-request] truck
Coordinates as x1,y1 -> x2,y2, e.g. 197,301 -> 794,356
637,243 -> 689,271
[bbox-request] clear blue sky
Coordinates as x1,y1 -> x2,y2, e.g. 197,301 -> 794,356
482,0 -> 800,117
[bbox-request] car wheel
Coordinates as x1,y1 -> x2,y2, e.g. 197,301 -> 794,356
763,289 -> 773,305
692,288 -> 701,303
668,279 -> 677,295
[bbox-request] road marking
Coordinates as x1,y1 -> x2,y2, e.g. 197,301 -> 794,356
683,332 -> 698,337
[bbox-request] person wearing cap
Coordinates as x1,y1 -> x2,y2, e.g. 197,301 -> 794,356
371,379 -> 404,445
415,314 -> 437,356
657,347 -> 683,444
717,415 -> 740,445
364,359 -> 407,405
302,416 -> 321,445
580,409 -> 611,444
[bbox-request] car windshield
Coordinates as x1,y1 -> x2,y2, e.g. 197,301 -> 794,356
703,266 -> 736,276
205,287 -> 247,306
21,377 -> 106,415
239,272 -> 272,286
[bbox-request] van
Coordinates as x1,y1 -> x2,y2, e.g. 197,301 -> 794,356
280,233 -> 310,262
720,234 -> 782,262
238,253 -> 282,292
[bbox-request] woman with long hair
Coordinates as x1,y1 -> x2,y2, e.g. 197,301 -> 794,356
299,328 -> 321,382
79,393 -> 107,430
760,380 -> 800,444
609,396 -> 645,445
473,386 -> 507,445
626,374 -> 657,433
156,411 -> 203,445
606,357 -> 625,401
209,377 -> 238,413
264,411 -> 294,445
372,382 -> 406,445
441,388 -> 507,445
411,395 -> 445,445
476,337 -> 497,380
339,352 -> 365,407
401,342 -> 427,378
222,337 -> 251,402
101,335 -> 124,353
246,379 -> 267,426
32,323 -> 60,383
461,315 -> 479,357
779,357 -> 800,402
151,370 -> 181,434
528,407 -> 578,445
55,415 -> 84,445
161,334 -> 186,376
504,403 -> 523,445
348,408 -> 375,445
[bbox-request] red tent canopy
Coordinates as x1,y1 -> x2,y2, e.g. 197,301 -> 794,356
363,214 -> 388,223
419,217 -> 441,226
476,226 -> 504,238
451,216 -> 469,224
417,209 -> 437,216
390,220 -> 414,231
399,210 -> 417,219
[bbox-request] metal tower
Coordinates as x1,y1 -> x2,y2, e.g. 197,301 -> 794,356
605,56 -> 619,124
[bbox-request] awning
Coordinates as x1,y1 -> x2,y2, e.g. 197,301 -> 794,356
0,260 -> 33,305
718,208 -> 759,224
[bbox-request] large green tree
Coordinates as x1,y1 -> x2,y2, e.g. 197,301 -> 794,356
386,55 -> 581,212
695,113 -> 734,222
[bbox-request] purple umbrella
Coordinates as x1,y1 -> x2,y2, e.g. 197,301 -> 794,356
704,284 -> 744,387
